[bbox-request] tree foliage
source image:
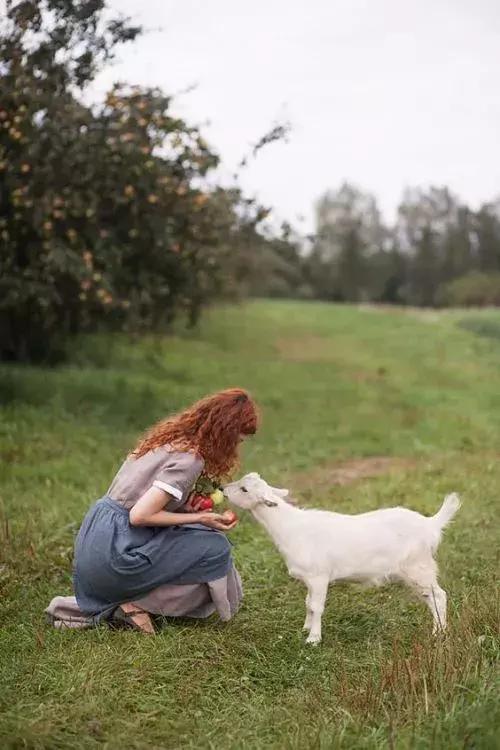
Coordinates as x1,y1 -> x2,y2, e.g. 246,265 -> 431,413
307,183 -> 500,308
0,1 -> 285,361
2,2 -> 500,365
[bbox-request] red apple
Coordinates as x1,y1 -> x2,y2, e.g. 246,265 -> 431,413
198,496 -> 214,511
221,510 -> 238,525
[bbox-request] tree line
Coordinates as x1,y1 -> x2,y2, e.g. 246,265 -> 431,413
295,183 -> 500,308
255,183 -> 500,308
1,2 -> 499,364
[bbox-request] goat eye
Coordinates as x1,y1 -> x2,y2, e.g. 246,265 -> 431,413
241,487 -> 248,493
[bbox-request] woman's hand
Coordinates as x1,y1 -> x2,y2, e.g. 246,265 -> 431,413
196,512 -> 238,532
185,493 -> 205,513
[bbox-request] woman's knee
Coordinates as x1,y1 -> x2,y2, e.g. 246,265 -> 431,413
207,532 -> 232,563
214,532 -> 231,554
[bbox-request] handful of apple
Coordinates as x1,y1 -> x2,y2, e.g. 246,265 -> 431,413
220,509 -> 238,525
193,488 -> 224,512
192,489 -> 238,525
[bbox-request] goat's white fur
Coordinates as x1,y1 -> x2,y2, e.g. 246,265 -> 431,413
224,473 -> 461,644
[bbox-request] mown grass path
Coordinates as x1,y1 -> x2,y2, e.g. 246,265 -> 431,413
1,301 -> 499,749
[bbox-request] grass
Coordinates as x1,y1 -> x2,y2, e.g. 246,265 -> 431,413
0,300 -> 499,749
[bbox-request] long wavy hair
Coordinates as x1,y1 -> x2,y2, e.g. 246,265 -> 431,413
132,388 -> 260,479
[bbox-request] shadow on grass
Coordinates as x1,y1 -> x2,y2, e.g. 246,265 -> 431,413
458,317 -> 500,341
0,366 -> 165,432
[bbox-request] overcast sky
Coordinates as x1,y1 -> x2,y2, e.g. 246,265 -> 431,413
92,0 -> 500,232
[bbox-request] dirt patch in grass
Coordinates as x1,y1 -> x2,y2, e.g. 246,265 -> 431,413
292,456 -> 417,493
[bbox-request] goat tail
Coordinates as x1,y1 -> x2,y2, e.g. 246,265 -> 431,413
432,492 -> 461,530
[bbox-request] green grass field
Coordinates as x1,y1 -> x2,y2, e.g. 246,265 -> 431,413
1,301 -> 499,749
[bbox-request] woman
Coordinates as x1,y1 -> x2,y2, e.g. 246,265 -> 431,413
68,388 -> 259,634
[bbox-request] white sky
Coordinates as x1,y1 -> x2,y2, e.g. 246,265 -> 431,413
92,0 -> 500,233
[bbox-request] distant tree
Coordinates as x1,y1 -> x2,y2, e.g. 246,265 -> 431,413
474,203 -> 500,272
251,223 -> 310,299
437,271 -> 500,307
396,187 -> 458,248
307,183 -> 500,309
396,187 -> 463,305
315,182 -> 385,257
368,247 -> 408,304
441,206 -> 474,281
311,183 -> 386,301
410,226 -> 441,306
334,223 -> 367,301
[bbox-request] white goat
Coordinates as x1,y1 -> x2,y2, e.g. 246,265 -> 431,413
224,473 -> 461,644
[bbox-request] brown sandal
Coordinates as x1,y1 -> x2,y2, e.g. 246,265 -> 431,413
112,605 -> 155,634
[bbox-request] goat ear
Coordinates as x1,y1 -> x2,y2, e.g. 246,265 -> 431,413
261,497 -> 278,508
271,486 -> 289,498
257,487 -> 278,507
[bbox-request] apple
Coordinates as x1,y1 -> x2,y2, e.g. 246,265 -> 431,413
197,496 -> 214,511
221,510 -> 238,525
210,489 -> 224,506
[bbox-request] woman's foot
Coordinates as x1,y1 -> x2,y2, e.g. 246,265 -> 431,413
114,602 -> 155,634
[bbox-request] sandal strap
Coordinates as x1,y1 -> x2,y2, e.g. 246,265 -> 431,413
116,608 -> 148,617
112,607 -> 154,633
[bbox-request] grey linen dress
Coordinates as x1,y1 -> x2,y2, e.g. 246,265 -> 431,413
46,447 -> 242,627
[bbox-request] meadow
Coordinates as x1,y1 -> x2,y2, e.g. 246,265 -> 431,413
0,300 -> 499,749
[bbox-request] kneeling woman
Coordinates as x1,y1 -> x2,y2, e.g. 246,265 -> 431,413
67,388 -> 258,633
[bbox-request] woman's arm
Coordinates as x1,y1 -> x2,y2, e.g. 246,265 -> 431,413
129,486 -> 235,531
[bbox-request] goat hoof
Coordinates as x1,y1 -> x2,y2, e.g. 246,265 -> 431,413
306,634 -> 321,645
432,626 -> 446,636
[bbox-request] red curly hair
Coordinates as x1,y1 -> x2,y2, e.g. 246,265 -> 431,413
132,388 -> 260,479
